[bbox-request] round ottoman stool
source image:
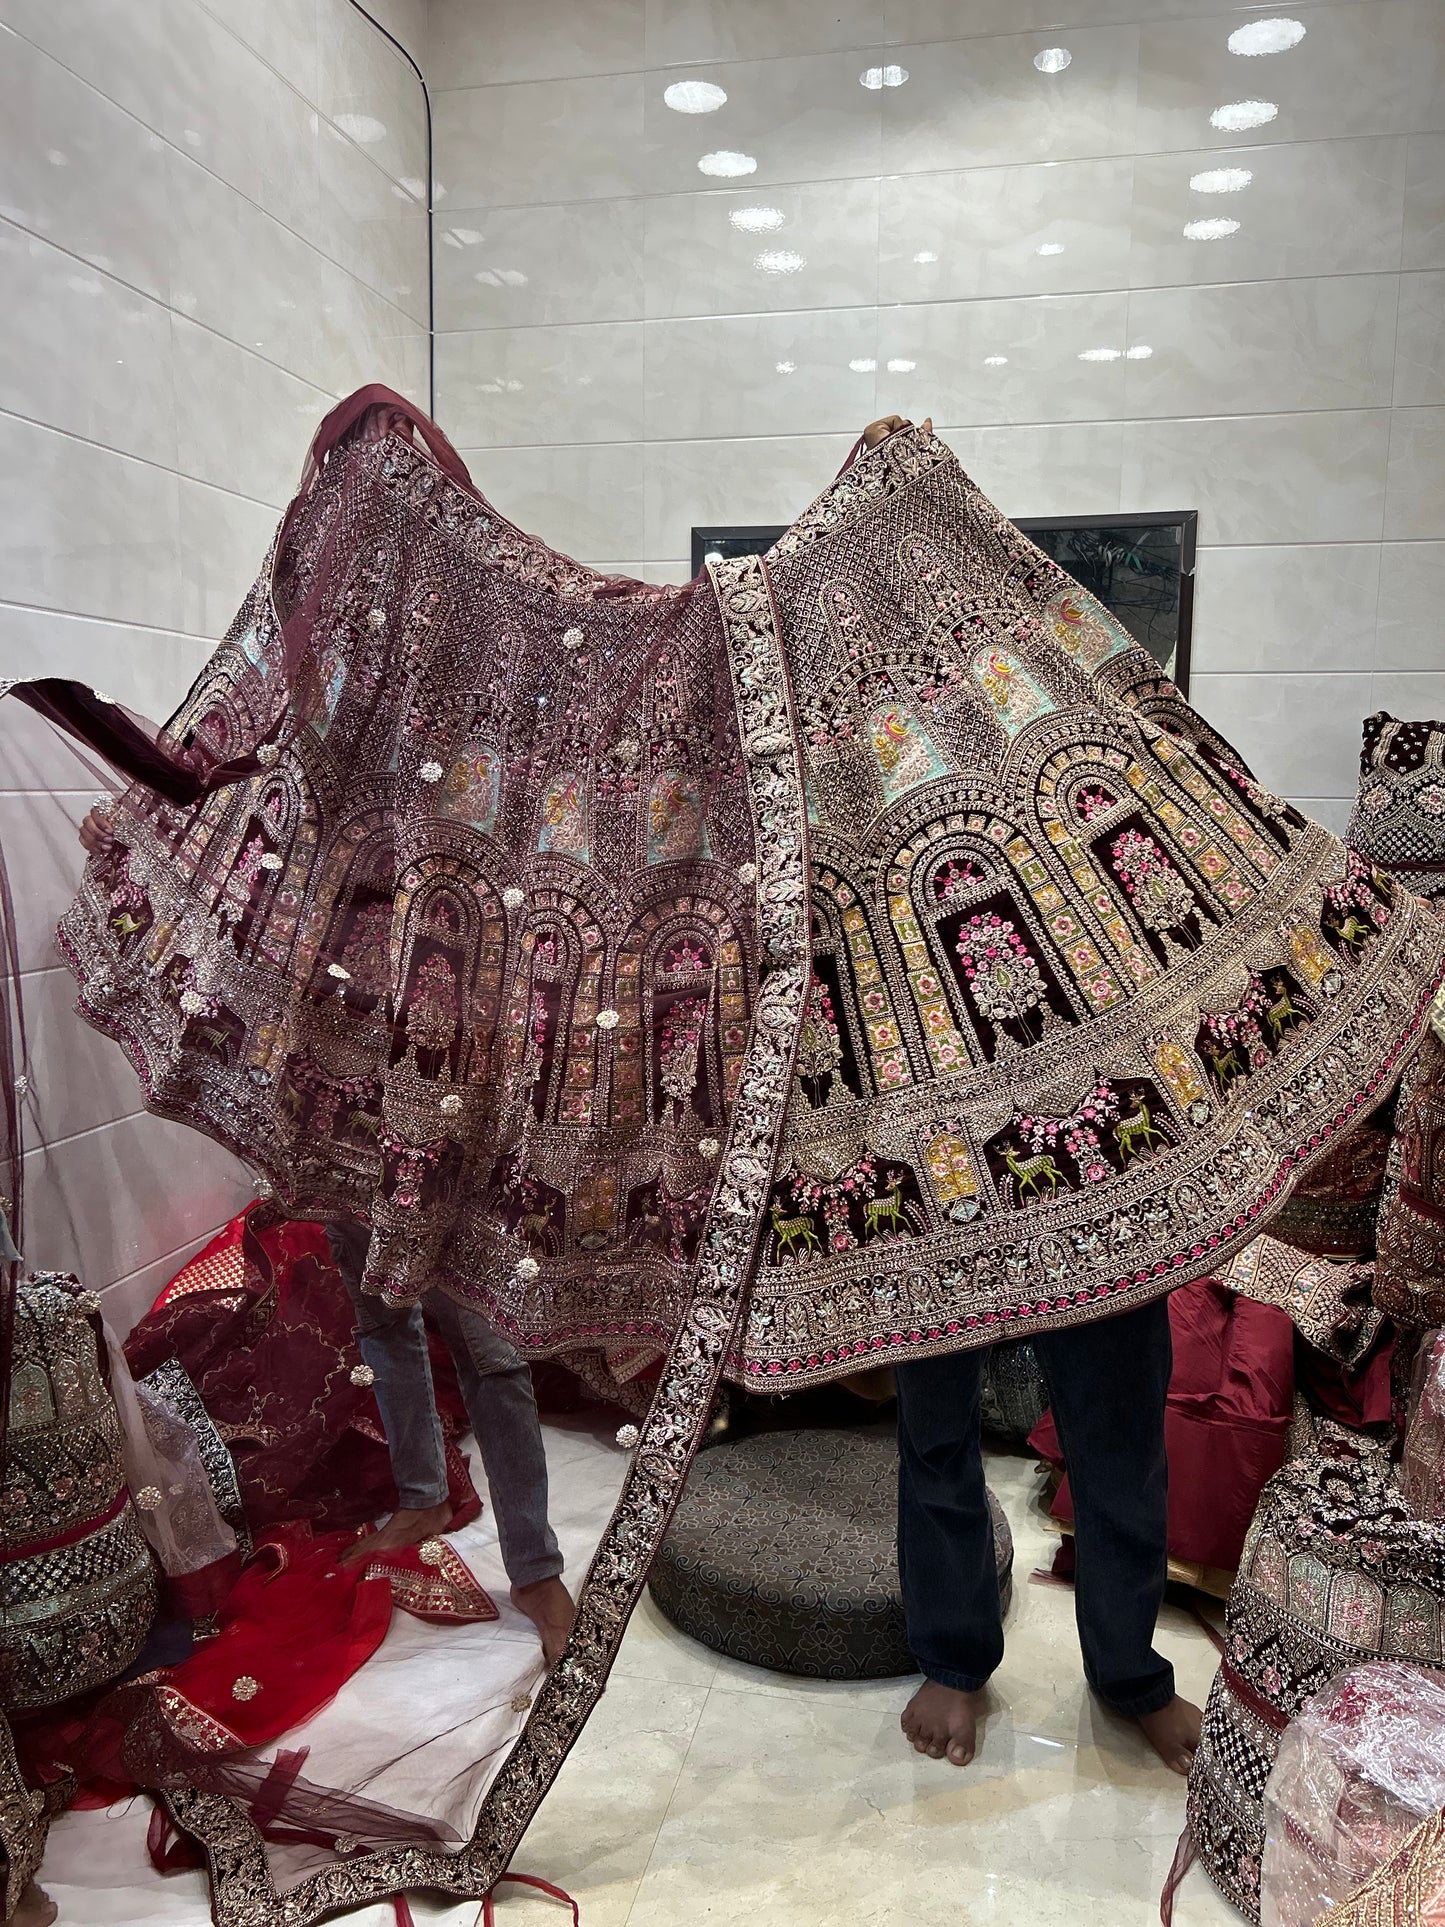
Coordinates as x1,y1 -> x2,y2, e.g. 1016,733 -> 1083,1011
648,1424 -> 1013,1680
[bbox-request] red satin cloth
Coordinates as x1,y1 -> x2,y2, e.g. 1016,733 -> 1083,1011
29,1521 -> 495,1811
124,1211 -> 480,1534
1029,1276 -> 1395,1574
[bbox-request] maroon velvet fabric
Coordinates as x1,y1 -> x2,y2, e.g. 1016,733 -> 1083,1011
124,1210 -> 478,1535
1029,1276 -> 1397,1573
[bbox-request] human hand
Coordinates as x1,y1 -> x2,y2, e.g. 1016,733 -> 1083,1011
862,414 -> 910,449
79,808 -> 116,857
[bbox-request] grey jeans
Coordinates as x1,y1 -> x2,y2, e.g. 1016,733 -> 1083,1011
327,1217 -> 563,1589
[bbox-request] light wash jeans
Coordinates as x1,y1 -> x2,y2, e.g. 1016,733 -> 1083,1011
327,1217 -> 563,1589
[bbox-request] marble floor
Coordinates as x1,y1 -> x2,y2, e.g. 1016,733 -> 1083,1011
40,1418 -> 1241,1927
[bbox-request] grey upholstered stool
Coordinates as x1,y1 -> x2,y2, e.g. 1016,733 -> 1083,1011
649,1423 -> 1013,1680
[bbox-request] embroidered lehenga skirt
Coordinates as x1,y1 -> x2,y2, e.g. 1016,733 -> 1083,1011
16,389 -> 1443,1921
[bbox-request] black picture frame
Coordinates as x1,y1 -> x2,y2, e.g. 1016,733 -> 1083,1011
691,509 -> 1197,696
1014,512 -> 1197,696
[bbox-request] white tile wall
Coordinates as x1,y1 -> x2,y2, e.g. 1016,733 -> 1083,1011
0,0 -> 428,1322
431,0 -> 1445,843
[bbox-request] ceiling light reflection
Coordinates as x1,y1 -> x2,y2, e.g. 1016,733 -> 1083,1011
1078,347 -> 1122,361
849,357 -> 878,373
664,80 -> 727,112
1228,17 -> 1306,55
1034,47 -> 1072,73
754,248 -> 804,274
775,360 -> 796,374
860,64 -> 909,88
1190,166 -> 1253,193
335,112 -> 387,144
1036,241 -> 1066,256
983,354 -> 1008,366
1211,99 -> 1278,131
730,205 -> 785,233
1125,345 -> 1154,360
1184,216 -> 1241,240
886,358 -> 916,372
698,150 -> 757,177
913,249 -> 939,264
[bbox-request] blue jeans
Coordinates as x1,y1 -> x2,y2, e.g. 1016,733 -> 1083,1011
327,1217 -> 563,1589
895,1293 -> 1175,1717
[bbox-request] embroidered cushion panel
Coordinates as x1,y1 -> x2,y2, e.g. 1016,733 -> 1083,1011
55,423 -> 1445,1386
1346,711 -> 1445,915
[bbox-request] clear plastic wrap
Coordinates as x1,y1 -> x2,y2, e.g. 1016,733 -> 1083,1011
1261,1661 -> 1445,1927
1402,1328 -> 1445,1526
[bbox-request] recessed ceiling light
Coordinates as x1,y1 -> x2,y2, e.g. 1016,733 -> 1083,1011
699,150 -> 757,177
849,357 -> 878,373
1125,344 -> 1154,360
754,248 -> 804,274
886,358 -> 916,372
1078,347 -> 1122,361
913,249 -> 939,264
1183,216 -> 1242,240
1210,99 -> 1278,131
983,354 -> 1009,366
775,360 -> 796,374
860,63 -> 909,88
664,79 -> 727,112
730,205 -> 785,232
1190,166 -> 1253,193
1033,47 -> 1071,73
1036,241 -> 1066,256
1228,17 -> 1306,55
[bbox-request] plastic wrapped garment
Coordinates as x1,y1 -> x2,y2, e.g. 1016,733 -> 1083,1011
1318,1806 -> 1445,1927
1261,1661 -> 1445,1927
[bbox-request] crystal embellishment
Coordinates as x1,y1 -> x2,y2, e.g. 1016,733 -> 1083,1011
134,1484 -> 162,1511
349,1363 -> 375,1387
503,886 -> 526,910
258,852 -> 283,871
596,1008 -> 620,1030
418,1538 -> 445,1567
615,1425 -> 640,1449
440,1092 -> 463,1115
562,627 -> 585,650
231,1676 -> 260,1702
419,760 -> 444,783
516,1255 -> 540,1282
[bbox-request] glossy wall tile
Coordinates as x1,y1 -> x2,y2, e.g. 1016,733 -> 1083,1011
0,0 -> 428,1304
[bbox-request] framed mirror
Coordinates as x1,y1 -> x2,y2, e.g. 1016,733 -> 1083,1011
692,508 -> 1197,696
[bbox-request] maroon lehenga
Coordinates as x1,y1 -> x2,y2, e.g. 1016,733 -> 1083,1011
7,386 -> 1444,1921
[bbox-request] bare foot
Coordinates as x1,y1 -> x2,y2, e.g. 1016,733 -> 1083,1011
1135,1695 -> 1202,1776
340,1500 -> 453,1567
511,1576 -> 576,1668
901,1680 -> 985,1766
9,1881 -> 58,1927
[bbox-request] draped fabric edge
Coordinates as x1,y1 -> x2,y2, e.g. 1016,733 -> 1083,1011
3,518 -> 812,1919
